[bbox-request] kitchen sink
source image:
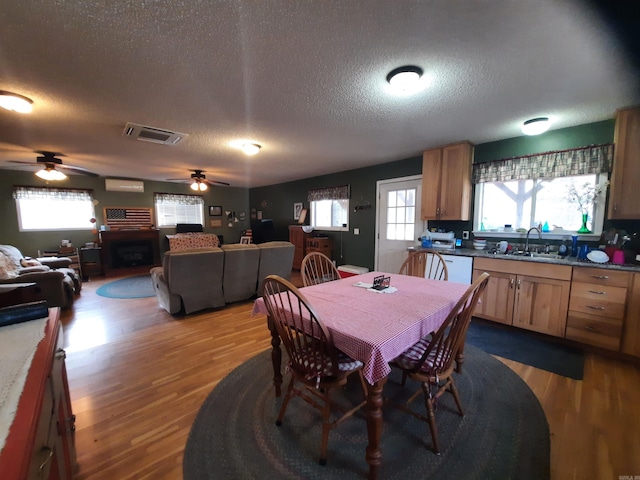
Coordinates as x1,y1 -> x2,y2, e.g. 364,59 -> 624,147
508,251 -> 562,259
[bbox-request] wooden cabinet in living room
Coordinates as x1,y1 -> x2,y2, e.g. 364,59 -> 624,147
421,141 -> 473,221
0,308 -> 77,479
608,105 -> 640,219
288,225 -> 311,270
473,257 -> 571,337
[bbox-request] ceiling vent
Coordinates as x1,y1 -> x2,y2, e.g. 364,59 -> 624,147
122,122 -> 188,145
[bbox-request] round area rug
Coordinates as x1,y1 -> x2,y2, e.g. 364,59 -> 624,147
184,345 -> 550,480
95,275 -> 155,299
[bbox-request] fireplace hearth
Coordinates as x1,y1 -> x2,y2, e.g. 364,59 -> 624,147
100,230 -> 160,276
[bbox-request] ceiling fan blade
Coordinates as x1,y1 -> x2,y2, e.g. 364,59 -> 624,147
205,179 -> 230,186
57,164 -> 99,177
7,159 -> 98,177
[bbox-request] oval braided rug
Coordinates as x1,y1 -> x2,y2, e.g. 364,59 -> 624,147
184,344 -> 549,480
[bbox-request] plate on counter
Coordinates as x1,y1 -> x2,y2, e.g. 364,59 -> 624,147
587,250 -> 609,263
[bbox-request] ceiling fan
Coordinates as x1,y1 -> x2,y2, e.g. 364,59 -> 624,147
9,151 -> 99,179
167,169 -> 230,191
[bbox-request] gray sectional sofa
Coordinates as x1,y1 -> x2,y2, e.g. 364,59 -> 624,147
150,241 -> 294,315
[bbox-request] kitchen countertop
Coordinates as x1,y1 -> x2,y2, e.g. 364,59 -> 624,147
408,246 -> 640,273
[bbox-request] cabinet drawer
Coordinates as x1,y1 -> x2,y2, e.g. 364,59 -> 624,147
566,312 -> 622,350
569,282 -> 627,319
572,267 -> 630,288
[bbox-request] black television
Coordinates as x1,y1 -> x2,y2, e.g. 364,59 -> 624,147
250,219 -> 274,244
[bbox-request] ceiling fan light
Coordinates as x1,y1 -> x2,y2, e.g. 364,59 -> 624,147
0,91 -> 33,113
521,117 -> 551,135
190,180 -> 207,191
36,167 -> 67,181
386,66 -> 423,93
241,143 -> 261,155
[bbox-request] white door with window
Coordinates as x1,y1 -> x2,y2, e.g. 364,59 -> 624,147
375,175 -> 423,273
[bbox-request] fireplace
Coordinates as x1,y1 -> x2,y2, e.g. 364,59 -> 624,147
100,230 -> 161,276
111,240 -> 154,268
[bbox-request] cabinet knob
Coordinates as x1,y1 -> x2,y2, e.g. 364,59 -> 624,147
586,305 -> 605,311
588,290 -> 606,295
55,348 -> 66,359
590,275 -> 609,280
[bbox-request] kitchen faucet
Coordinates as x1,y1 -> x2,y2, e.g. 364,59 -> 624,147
525,227 -> 542,254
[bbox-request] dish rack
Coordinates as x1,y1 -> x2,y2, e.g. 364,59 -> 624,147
428,231 -> 455,250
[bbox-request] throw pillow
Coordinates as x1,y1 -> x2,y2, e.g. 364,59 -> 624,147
0,252 -> 19,280
21,258 -> 43,267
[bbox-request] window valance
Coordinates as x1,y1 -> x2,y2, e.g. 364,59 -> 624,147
472,143 -> 613,184
13,186 -> 93,201
154,193 -> 203,205
307,185 -> 350,202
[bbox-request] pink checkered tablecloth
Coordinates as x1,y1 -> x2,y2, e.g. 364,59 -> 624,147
253,272 -> 470,384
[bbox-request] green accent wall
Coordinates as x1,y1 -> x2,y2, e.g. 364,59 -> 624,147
250,119 -> 637,270
0,170 -> 249,258
2,119 -> 636,270
474,120 -> 615,163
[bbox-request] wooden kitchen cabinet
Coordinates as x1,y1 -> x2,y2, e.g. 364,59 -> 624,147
608,106 -> 640,219
473,257 -> 571,337
421,141 -> 473,221
306,236 -> 333,260
566,267 -> 630,351
620,273 -> 640,356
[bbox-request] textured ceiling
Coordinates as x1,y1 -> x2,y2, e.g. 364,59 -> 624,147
0,0 -> 638,188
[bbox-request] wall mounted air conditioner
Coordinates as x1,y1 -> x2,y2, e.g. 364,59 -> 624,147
105,178 -> 144,193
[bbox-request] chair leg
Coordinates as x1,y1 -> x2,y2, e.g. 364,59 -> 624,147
319,389 -> 332,466
448,377 -> 465,417
276,376 -> 295,426
421,382 -> 441,454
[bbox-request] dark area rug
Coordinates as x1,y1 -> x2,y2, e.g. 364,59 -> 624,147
184,345 -> 550,480
466,319 -> 584,380
95,274 -> 155,299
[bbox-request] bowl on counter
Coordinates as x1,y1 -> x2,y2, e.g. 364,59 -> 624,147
473,239 -> 487,250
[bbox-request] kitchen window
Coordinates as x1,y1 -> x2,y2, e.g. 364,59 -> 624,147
474,174 -> 607,234
154,193 -> 204,227
472,144 -> 613,236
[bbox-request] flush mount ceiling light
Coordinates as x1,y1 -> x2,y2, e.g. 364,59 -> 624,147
521,117 -> 551,136
190,178 -> 208,191
36,165 -> 67,181
386,66 -> 424,94
0,91 -> 33,113
241,143 -> 261,155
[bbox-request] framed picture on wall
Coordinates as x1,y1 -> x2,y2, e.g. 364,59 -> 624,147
294,202 -> 303,220
209,218 -> 223,228
251,208 -> 257,219
238,211 -> 246,221
209,205 -> 222,216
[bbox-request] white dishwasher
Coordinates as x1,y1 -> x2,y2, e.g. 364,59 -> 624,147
440,254 -> 473,284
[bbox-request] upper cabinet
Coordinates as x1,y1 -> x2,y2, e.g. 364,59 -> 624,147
421,141 -> 473,221
608,106 -> 640,219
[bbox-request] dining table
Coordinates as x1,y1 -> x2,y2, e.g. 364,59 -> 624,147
252,271 -> 471,479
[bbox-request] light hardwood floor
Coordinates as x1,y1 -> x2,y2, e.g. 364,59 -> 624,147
61,274 -> 640,479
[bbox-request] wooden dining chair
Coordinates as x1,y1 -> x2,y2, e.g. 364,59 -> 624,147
301,251 -> 341,287
261,274 -> 368,466
389,272 -> 490,454
399,250 -> 448,281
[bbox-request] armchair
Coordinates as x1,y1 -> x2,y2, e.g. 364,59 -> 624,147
0,244 -> 81,293
0,246 -> 75,308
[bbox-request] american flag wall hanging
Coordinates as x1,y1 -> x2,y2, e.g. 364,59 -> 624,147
104,207 -> 153,230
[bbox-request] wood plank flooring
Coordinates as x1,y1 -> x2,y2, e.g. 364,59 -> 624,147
61,274 -> 640,479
